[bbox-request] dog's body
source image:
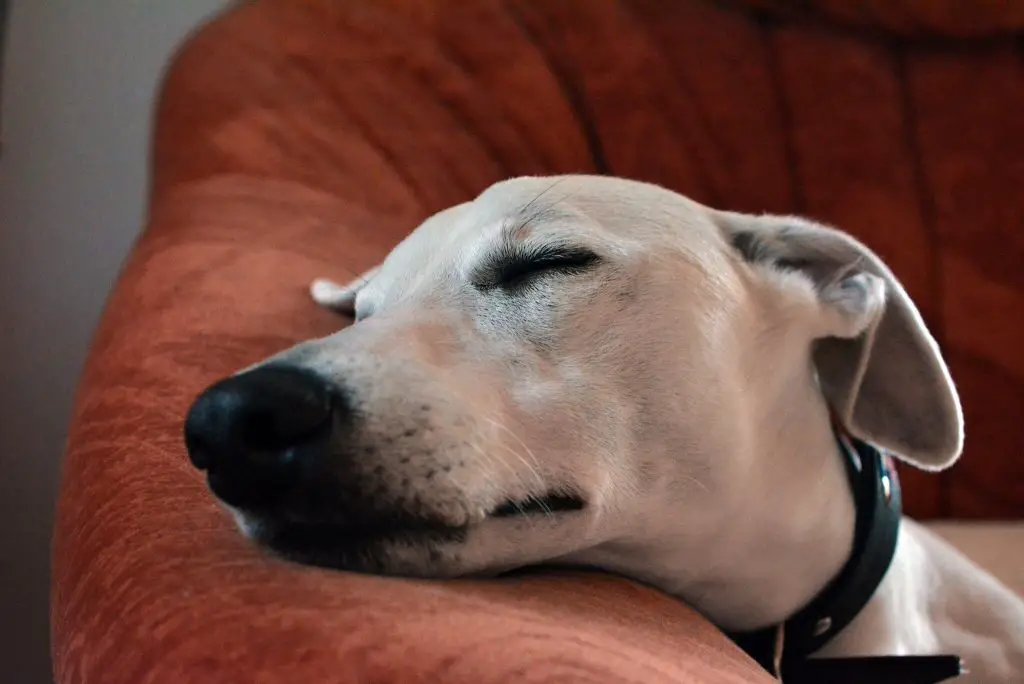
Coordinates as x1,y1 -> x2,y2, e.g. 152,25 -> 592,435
185,175 -> 1024,682
819,519 -> 1024,676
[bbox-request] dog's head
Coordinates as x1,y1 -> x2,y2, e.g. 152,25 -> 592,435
184,175 -> 962,621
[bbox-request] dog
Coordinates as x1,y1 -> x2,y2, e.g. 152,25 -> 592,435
184,175 -> 1024,682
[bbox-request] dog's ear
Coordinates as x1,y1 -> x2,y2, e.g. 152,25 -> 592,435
718,211 -> 963,471
310,266 -> 380,317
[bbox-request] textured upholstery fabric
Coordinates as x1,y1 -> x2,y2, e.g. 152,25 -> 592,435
734,0 -> 1024,38
52,0 -> 1024,681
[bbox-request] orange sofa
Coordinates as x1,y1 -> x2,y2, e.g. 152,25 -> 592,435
52,1 -> 1024,681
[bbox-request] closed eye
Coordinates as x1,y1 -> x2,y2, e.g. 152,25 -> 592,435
486,246 -> 600,289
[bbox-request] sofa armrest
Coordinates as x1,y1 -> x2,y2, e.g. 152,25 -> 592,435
51,2 -> 771,682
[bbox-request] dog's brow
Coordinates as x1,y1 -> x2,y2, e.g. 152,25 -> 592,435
517,177 -> 569,216
507,178 -> 580,240
506,206 -> 578,242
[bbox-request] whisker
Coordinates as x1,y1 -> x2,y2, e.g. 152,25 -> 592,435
482,416 -> 548,492
677,462 -> 710,494
514,178 -> 582,238
477,416 -> 556,520
518,177 -> 570,222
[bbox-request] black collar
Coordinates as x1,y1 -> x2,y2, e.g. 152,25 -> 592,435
724,423 -> 962,679
726,421 -> 958,682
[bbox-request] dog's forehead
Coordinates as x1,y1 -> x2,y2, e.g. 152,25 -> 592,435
364,176 -> 722,305
475,175 -> 719,238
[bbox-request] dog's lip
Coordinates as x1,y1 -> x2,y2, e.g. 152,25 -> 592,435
243,493 -> 587,560
489,492 -> 586,518
256,515 -> 467,551
250,493 -> 585,548
246,515 -> 468,574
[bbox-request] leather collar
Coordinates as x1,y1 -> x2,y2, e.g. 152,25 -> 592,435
727,417 -> 904,675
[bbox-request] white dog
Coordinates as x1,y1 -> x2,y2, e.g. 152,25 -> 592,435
185,175 -> 1024,682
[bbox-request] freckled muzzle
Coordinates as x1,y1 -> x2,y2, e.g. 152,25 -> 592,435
183,359 -> 587,571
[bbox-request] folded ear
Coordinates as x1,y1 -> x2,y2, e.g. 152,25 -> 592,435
718,211 -> 963,471
310,266 -> 380,317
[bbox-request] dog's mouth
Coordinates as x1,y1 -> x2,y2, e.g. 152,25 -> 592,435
255,492 -> 584,550
244,491 -> 586,572
490,492 -> 586,518
252,514 -> 467,570
253,492 -> 584,540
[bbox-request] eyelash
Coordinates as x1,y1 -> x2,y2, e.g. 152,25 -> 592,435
492,247 -> 600,289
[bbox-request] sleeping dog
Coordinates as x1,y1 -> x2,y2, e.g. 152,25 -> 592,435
185,175 -> 1024,682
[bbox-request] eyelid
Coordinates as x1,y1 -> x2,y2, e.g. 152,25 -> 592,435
515,245 -> 597,265
487,245 -> 600,286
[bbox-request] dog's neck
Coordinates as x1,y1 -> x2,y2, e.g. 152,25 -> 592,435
576,378 -> 857,633
705,388 -> 858,631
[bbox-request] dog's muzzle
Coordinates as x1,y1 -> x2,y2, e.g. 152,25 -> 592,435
183,365 -> 586,572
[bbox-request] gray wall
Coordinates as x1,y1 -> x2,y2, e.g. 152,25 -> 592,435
0,1 -> 227,681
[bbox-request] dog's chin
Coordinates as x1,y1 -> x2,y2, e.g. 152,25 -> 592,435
235,515 -> 466,576
230,492 -> 588,577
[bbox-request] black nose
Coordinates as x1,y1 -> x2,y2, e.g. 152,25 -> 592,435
184,365 -> 334,509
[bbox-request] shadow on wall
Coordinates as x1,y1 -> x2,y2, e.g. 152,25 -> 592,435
0,1 -> 227,682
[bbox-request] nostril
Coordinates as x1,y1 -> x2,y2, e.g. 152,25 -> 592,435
238,391 -> 332,451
